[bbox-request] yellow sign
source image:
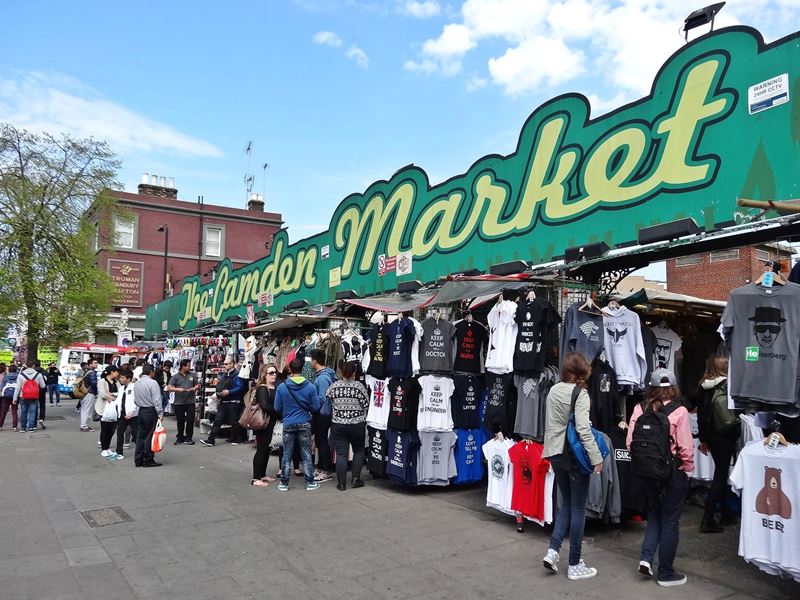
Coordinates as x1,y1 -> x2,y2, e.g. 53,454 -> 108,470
329,267 -> 341,288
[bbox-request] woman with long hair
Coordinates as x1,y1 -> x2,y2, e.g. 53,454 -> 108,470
327,361 -> 370,491
97,365 -> 122,460
697,355 -> 739,532
626,368 -> 694,587
251,364 -> 279,487
542,352 -> 603,581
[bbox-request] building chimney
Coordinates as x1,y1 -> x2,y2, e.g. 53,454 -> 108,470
248,192 -> 264,212
138,172 -> 178,199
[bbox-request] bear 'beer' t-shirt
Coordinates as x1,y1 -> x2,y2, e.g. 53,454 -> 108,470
419,317 -> 454,373
453,320 -> 488,374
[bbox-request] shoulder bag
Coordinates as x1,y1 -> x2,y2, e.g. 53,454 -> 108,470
238,385 -> 270,430
564,384 -> 610,475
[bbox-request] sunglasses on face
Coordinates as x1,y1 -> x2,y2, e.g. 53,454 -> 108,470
267,371 -> 277,375
755,325 -> 781,334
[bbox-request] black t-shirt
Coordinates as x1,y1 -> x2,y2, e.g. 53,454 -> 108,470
483,372 -> 514,434
453,321 -> 488,374
387,377 -> 422,431
366,323 -> 390,378
588,358 -> 619,435
45,367 -> 60,385
452,374 -> 486,429
367,426 -> 388,476
513,300 -> 547,372
608,426 -> 647,515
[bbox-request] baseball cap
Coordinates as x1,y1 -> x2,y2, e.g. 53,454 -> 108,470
650,368 -> 676,388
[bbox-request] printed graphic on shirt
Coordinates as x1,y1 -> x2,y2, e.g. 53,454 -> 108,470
606,327 -> 628,343
748,306 -> 787,360
655,340 -> 672,369
580,321 -> 599,339
600,373 -> 611,393
491,454 -> 505,479
755,466 -> 793,519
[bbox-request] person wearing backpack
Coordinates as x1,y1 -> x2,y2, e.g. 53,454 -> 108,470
14,359 -> 46,432
627,368 -> 694,587
0,364 -> 20,431
541,352 -> 604,581
80,359 -> 99,432
697,356 -> 739,533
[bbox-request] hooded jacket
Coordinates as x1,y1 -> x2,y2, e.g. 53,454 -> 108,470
13,368 -> 45,402
697,376 -> 737,443
274,377 -> 320,426
314,367 -> 337,416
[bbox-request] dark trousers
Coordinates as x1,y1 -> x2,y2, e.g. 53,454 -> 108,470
0,398 -> 18,428
705,435 -> 738,521
312,412 -> 333,471
277,436 -> 301,471
642,469 -> 689,580
48,383 -> 60,405
116,416 -> 138,455
252,418 -> 276,480
174,403 -> 196,441
548,454 -> 591,566
332,423 -> 366,486
38,389 -> 46,421
207,402 -> 244,444
135,407 -> 158,466
100,420 -> 116,451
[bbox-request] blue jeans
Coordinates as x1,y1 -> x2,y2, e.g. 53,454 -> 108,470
19,399 -> 38,430
641,469 -> 689,580
47,383 -> 60,404
548,454 -> 591,566
281,423 -> 314,486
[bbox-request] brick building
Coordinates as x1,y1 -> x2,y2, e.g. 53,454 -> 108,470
90,175 -> 283,342
666,242 -> 795,301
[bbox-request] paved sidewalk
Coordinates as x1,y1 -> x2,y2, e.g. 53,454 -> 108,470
1,401 -> 798,600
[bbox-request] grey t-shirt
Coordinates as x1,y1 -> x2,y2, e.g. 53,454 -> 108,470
513,374 -> 542,438
168,372 -> 197,406
416,430 -> 457,483
419,318 -> 454,373
721,283 -> 800,405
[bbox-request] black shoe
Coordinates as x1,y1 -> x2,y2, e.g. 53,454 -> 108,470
336,483 -> 346,491
199,439 -> 214,447
142,461 -> 162,468
700,519 -> 723,533
351,478 -> 365,488
135,463 -> 143,468
183,439 -> 195,445
174,439 -> 184,445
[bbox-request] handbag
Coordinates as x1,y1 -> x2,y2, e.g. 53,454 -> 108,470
564,385 -> 610,475
151,419 -> 167,453
238,386 -> 270,430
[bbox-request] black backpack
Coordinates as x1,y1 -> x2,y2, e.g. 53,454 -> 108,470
630,402 -> 680,482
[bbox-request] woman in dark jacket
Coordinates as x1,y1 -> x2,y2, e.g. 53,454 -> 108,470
251,364 -> 279,487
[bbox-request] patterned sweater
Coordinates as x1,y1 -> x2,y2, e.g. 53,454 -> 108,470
327,380 -> 369,425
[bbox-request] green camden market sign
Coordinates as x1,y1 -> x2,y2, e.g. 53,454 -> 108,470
146,27 -> 800,336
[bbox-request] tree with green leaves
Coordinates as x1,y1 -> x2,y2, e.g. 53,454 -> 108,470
0,123 -> 122,360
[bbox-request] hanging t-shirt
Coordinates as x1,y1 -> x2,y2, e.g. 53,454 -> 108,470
483,437 -> 515,514
484,372 -> 514,435
386,377 -> 422,432
513,299 -> 547,373
588,357 -> 619,435
386,428 -> 420,486
453,428 -> 484,484
513,375 -> 541,438
729,441 -> 800,582
365,375 -> 391,430
486,300 -> 518,374
342,335 -> 366,364
387,317 -> 416,378
417,430 -> 457,484
451,374 -> 486,430
607,426 -> 646,515
367,426 -> 388,476
508,441 -> 550,521
453,320 -> 488,374
419,317 -> 454,373
721,283 -> 800,407
651,325 -> 682,371
603,306 -> 647,386
560,303 -> 604,364
366,323 -> 390,378
417,375 -> 455,432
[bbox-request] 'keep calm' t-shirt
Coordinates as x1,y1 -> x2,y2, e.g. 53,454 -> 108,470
419,318 -> 454,373
417,430 -> 457,484
417,375 -> 455,432
453,321 -> 488,374
387,318 -> 416,378
454,428 -> 484,484
367,426 -> 388,476
452,374 -> 486,430
387,377 -> 422,431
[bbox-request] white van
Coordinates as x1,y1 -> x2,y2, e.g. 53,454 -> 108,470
57,343 -> 139,395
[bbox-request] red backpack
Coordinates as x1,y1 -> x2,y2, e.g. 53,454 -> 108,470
20,373 -> 40,400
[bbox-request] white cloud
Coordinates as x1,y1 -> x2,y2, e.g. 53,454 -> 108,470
488,36 -> 585,95
403,59 -> 439,74
585,92 -> 630,117
346,45 -> 370,68
0,71 -> 221,157
466,73 -> 487,92
313,31 -> 344,47
462,0 -> 549,42
401,1 -> 441,18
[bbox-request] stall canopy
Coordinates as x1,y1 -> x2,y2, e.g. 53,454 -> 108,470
614,288 -> 726,316
344,292 -> 437,312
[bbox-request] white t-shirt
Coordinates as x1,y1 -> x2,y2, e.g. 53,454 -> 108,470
485,300 -> 518,375
417,375 -> 455,432
483,437 -> 515,514
365,375 -> 390,431
729,441 -> 800,582
650,325 -> 682,371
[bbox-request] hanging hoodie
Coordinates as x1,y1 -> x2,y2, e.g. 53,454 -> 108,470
560,302 -> 604,364
602,306 -> 647,387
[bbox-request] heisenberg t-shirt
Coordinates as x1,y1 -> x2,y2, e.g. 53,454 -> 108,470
721,283 -> 800,405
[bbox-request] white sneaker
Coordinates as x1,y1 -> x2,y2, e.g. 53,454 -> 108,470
124,443 -> 131,448
100,450 -> 112,457
567,560 -> 597,581
543,549 -> 559,573
113,454 -> 125,460
638,560 -> 653,577
313,470 -> 333,482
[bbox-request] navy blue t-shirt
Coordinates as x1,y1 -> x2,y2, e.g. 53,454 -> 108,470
452,374 -> 486,430
386,428 -> 419,486
386,317 -> 416,378
453,428 -> 484,484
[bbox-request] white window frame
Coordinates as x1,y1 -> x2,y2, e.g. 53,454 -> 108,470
755,249 -> 770,262
710,249 -> 740,263
675,255 -> 703,267
112,215 -> 136,249
203,225 -> 224,258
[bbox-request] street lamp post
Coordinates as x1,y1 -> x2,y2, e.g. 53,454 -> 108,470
157,225 -> 169,299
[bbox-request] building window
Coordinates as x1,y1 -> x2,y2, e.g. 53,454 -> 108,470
756,249 -> 770,261
710,249 -> 740,263
675,255 -> 703,267
113,216 -> 135,249
204,226 -> 223,258
92,222 -> 100,252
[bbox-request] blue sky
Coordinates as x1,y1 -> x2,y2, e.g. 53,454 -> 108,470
2,0 -> 798,278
